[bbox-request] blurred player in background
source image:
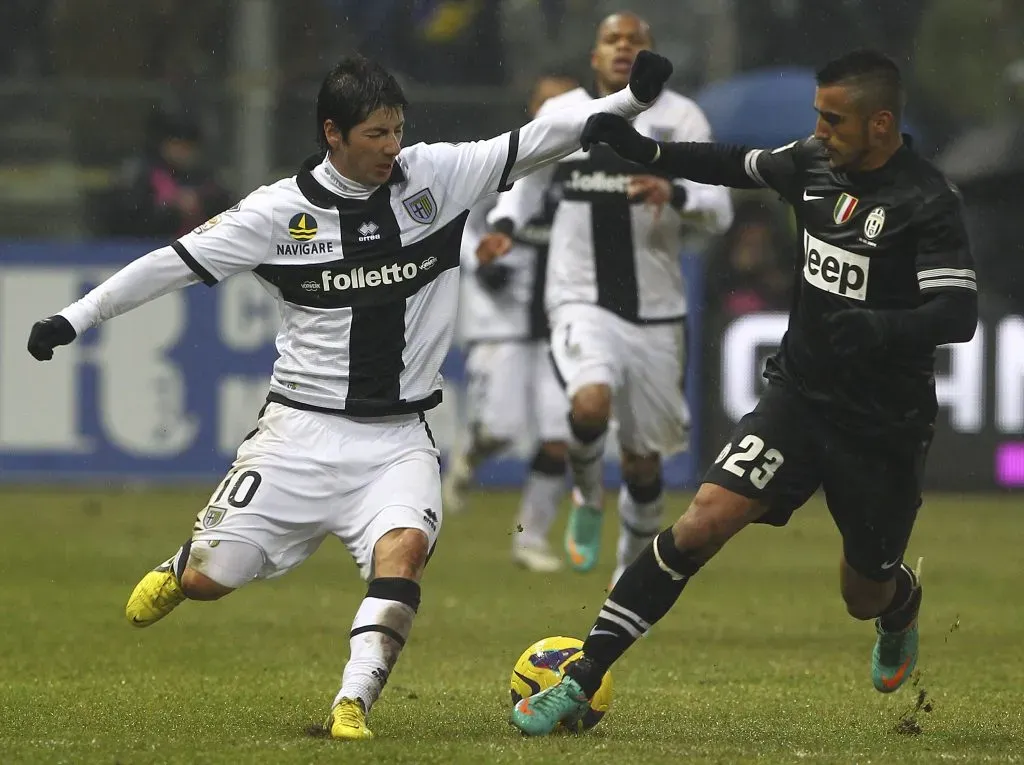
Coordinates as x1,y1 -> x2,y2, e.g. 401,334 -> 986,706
27,51 -> 674,741
485,12 -> 734,583
511,50 -> 978,736
444,72 -> 579,573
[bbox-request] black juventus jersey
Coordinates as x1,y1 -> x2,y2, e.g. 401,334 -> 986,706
742,137 -> 976,435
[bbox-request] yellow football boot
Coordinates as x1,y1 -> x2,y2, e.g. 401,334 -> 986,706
328,698 -> 374,740
125,567 -> 186,627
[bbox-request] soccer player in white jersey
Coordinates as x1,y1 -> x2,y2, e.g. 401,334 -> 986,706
485,12 -> 734,584
25,52 -> 673,740
444,73 -> 578,573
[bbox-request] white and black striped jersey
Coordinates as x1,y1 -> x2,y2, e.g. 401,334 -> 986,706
458,183 -> 558,343
488,87 -> 734,324
57,85 -> 651,417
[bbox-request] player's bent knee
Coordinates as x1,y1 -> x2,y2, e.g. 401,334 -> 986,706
180,568 -> 235,601
571,384 -> 612,431
671,484 -> 763,559
373,527 -> 431,580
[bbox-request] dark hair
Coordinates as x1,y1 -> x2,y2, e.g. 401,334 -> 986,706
315,54 -> 408,151
815,49 -> 904,122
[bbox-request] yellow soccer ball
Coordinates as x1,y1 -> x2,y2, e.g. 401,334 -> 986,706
509,636 -> 613,732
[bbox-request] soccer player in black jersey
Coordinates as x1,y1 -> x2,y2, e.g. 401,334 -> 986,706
510,49 -> 978,735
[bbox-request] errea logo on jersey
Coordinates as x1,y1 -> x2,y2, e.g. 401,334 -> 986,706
321,262 -> 422,291
803,232 -> 870,301
357,221 -> 381,242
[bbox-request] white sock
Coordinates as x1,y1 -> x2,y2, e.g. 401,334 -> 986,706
568,425 -> 607,508
515,471 -> 566,548
616,482 -> 663,572
335,578 -> 420,715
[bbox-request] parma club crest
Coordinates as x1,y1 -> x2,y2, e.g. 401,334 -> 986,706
402,188 -> 437,224
202,507 -> 225,528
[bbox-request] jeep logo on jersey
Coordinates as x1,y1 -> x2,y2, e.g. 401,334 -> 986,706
863,206 -> 885,239
803,232 -> 870,301
321,262 -> 423,292
288,213 -> 318,241
403,188 -> 437,224
833,193 -> 859,225
563,169 -> 630,194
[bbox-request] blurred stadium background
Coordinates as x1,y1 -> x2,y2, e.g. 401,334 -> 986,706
2,2 -> 1024,762
2,0 -> 1023,490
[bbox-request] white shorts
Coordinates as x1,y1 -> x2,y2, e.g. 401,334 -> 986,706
549,303 -> 690,457
190,403 -> 442,585
465,340 -> 570,444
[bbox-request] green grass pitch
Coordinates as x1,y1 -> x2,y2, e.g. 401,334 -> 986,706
0,487 -> 1022,764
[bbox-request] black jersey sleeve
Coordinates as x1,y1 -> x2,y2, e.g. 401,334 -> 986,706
740,137 -> 819,201
650,136 -> 816,200
914,187 -> 977,294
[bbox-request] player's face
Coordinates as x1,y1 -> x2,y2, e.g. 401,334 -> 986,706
527,76 -> 578,118
328,107 -> 404,186
591,14 -> 653,95
813,85 -> 871,171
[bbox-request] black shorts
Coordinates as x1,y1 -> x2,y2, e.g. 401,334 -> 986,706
703,383 -> 932,581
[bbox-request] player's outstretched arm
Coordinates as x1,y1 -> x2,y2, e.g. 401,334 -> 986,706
436,51 -> 673,211
581,113 -> 814,196
27,190 -> 274,362
27,246 -> 201,361
502,51 -> 671,182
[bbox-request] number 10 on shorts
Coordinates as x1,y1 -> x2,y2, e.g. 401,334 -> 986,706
714,435 -> 784,490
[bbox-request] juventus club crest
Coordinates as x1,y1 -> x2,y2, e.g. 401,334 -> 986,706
863,206 -> 886,239
403,188 -> 437,224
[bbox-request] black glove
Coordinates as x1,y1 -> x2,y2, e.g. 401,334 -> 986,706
476,261 -> 512,293
825,309 -> 890,357
27,315 -> 77,361
628,50 -> 674,104
581,113 -> 658,164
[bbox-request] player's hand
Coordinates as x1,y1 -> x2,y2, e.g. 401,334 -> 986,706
27,315 -> 77,361
476,261 -> 512,293
476,232 -> 513,266
826,309 -> 889,357
628,50 -> 674,104
581,113 -> 658,164
627,175 -> 672,220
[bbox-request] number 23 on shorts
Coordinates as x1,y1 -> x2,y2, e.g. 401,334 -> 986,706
714,435 -> 785,490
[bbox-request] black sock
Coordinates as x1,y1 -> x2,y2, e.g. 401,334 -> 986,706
565,529 -> 702,697
879,563 -> 921,632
